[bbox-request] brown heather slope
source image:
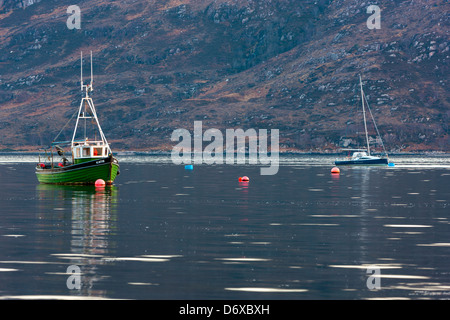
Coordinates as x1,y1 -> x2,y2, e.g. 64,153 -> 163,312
0,0 -> 448,152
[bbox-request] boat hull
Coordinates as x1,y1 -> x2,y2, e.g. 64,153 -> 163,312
36,156 -> 119,185
335,158 -> 388,166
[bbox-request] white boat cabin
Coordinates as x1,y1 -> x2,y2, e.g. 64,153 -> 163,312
350,151 -> 381,160
341,149 -> 380,161
73,140 -> 109,161
351,151 -> 368,159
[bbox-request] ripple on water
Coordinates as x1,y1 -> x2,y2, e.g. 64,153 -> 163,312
416,243 -> 450,247
102,257 -> 169,262
383,224 -> 433,228
224,287 -> 308,293
0,268 -> 19,272
328,263 -> 403,270
215,257 -> 272,263
0,295 -> 116,300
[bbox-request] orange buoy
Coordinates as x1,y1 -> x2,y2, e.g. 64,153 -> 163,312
241,176 -> 249,181
95,179 -> 106,187
331,167 -> 340,174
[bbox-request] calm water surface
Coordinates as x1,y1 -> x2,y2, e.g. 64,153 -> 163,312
0,154 -> 449,300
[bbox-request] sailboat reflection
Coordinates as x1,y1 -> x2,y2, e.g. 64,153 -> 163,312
36,184 -> 118,297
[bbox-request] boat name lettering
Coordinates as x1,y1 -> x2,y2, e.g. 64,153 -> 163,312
96,160 -> 105,164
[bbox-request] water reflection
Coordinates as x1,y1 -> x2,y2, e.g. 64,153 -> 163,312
327,166 -> 450,299
0,158 -> 448,299
36,184 -> 118,297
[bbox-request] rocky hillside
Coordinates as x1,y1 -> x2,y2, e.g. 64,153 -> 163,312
0,0 -> 448,152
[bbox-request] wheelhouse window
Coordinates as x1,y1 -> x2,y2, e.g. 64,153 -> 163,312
82,147 -> 90,157
93,147 -> 103,157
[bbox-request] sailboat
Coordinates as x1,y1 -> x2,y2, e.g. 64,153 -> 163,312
335,75 -> 389,166
36,52 -> 120,184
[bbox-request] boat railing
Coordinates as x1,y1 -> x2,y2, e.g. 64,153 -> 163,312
38,144 -> 72,169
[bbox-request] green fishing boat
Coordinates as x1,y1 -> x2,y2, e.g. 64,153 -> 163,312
36,52 -> 119,185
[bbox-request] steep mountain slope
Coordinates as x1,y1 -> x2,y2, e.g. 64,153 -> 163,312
0,0 -> 448,152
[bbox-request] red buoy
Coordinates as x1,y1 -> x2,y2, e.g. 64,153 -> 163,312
95,179 -> 106,187
241,176 -> 249,181
331,167 -> 340,174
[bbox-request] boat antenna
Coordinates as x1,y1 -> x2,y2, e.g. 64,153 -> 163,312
90,50 -> 93,91
80,51 -> 83,91
80,51 -> 94,96
359,74 -> 371,156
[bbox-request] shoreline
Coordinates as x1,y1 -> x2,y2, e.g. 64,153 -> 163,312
1,150 -> 449,157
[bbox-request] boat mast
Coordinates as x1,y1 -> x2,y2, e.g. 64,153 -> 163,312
359,75 -> 370,156
71,51 -> 111,154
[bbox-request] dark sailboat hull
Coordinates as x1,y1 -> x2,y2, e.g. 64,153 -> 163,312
335,158 -> 388,166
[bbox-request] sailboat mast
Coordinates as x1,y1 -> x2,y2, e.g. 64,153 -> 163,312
360,75 -> 370,156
